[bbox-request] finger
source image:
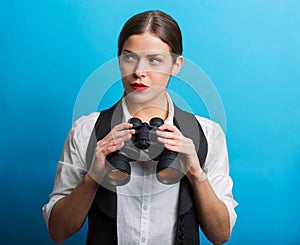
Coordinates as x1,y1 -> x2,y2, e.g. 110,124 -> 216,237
113,122 -> 133,131
98,141 -> 125,157
111,124 -> 135,140
114,127 -> 135,138
111,133 -> 133,146
163,143 -> 182,152
157,124 -> 183,140
107,141 -> 124,153
156,130 -> 174,139
157,137 -> 179,147
158,124 -> 179,132
96,131 -> 130,149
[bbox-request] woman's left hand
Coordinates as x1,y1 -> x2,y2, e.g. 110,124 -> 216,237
156,124 -> 206,183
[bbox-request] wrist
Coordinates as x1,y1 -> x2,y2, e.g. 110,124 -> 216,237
85,172 -> 100,189
184,154 -> 207,183
187,169 -> 208,184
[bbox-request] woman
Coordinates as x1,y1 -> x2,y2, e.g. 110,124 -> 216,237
43,10 -> 237,245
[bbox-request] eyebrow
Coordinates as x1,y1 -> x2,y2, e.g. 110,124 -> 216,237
122,49 -> 167,57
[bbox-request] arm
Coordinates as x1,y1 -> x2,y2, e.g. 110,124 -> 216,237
157,123 -> 234,245
46,122 -> 135,244
48,174 -> 99,244
185,155 -> 230,245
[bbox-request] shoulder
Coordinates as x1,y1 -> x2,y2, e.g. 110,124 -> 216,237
71,112 -> 100,134
61,112 -> 100,166
66,112 -> 100,148
194,115 -> 225,140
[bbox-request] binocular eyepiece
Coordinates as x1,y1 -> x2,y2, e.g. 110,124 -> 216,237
104,117 -> 182,186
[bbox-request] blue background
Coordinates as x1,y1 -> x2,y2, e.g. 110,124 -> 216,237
1,0 -> 299,244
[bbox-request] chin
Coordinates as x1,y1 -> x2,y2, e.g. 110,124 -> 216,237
125,91 -> 151,103
125,89 -> 166,107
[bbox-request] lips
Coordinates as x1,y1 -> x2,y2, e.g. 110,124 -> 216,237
131,82 -> 149,91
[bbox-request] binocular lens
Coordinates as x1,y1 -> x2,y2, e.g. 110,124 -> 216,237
105,169 -> 130,186
107,169 -> 129,181
105,154 -> 131,186
104,118 -> 183,186
157,167 -> 181,185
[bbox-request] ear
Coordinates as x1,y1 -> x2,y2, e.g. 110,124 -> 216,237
171,56 -> 184,76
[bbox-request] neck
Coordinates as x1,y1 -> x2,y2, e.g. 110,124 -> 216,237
124,93 -> 169,123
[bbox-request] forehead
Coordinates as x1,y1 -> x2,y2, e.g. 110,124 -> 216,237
122,32 -> 171,53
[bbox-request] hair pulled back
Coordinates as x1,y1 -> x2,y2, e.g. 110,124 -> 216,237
118,10 -> 183,58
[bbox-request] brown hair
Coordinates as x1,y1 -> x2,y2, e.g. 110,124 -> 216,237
117,10 -> 183,59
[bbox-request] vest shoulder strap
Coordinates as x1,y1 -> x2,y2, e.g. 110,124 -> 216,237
173,104 -> 208,168
85,101 -> 123,170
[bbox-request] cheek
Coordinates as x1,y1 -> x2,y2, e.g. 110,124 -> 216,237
121,77 -> 132,90
151,72 -> 170,86
120,63 -> 135,77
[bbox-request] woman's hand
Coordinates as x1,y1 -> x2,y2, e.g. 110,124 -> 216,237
156,124 -> 207,183
88,122 -> 135,184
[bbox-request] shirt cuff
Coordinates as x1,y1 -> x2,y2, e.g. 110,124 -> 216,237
222,197 -> 238,235
42,195 -> 65,228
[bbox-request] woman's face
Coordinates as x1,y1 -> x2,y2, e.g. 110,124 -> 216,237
119,32 -> 183,105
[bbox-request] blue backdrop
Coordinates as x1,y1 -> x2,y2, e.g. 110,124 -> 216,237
1,0 -> 299,244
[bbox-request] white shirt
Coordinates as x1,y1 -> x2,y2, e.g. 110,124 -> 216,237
42,96 -> 238,245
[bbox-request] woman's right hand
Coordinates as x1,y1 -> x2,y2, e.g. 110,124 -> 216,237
87,122 -> 135,184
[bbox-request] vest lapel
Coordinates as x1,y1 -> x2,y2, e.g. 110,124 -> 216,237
95,185 -> 117,219
178,177 -> 194,215
93,100 -> 123,220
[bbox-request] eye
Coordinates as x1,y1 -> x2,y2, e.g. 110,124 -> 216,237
123,53 -> 138,62
148,57 -> 162,65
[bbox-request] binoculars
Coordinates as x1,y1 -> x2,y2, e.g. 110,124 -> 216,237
104,117 -> 182,186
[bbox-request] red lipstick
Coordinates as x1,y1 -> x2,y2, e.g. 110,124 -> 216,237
131,82 -> 148,91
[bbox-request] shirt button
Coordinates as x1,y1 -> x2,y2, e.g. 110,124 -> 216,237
143,205 -> 148,210
141,237 -> 146,242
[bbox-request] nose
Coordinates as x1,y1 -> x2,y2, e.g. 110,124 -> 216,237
134,60 -> 147,77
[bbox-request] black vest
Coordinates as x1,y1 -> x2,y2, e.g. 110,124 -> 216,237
85,101 -> 208,245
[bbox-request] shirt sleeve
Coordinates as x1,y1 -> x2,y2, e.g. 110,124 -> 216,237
42,113 -> 99,227
196,116 -> 238,234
